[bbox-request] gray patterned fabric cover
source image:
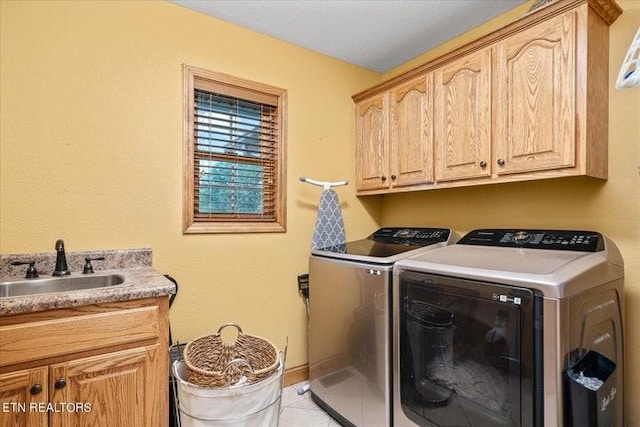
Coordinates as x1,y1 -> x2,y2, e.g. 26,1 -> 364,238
311,188 -> 346,250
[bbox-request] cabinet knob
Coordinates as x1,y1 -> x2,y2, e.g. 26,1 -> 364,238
479,161 -> 487,168
391,174 -> 397,180
497,158 -> 506,166
380,175 -> 387,182
54,379 -> 67,390
30,384 -> 43,395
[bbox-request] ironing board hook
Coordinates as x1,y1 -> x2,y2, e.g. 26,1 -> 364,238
299,176 -> 348,189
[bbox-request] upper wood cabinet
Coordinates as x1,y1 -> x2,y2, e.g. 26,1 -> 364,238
353,0 -> 621,195
434,48 -> 492,182
390,74 -> 434,187
356,74 -> 433,191
494,10 -> 576,176
356,93 -> 389,191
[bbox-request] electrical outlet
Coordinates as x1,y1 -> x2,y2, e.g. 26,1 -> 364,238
297,274 -> 309,298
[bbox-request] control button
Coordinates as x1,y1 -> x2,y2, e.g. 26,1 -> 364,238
394,229 -> 418,239
512,231 -> 530,243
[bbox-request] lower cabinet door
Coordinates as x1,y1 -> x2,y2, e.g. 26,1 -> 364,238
49,344 -> 162,427
0,366 -> 48,427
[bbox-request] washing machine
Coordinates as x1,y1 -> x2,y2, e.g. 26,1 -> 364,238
392,229 -> 625,427
309,227 -> 458,427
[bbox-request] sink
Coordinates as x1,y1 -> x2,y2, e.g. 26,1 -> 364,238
0,274 -> 126,298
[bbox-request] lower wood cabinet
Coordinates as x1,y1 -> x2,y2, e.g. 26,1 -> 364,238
0,367 -> 48,427
50,345 -> 161,427
0,297 -> 169,427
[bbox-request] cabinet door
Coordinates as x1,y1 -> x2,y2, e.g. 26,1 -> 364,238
390,74 -> 434,187
49,345 -> 163,427
434,48 -> 492,182
0,367 -> 48,427
356,93 -> 390,191
494,11 -> 576,175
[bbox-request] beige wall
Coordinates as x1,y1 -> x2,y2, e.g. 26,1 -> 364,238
1,0 -> 639,422
379,1 -> 640,424
0,0 -> 382,368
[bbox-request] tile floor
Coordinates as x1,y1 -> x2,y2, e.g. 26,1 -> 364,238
280,381 -> 343,427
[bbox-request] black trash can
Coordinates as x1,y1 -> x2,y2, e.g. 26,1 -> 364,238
565,350 -> 617,427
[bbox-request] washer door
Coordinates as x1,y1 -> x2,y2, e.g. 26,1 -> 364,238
395,271 -> 541,427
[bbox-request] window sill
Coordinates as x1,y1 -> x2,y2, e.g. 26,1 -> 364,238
183,221 -> 286,234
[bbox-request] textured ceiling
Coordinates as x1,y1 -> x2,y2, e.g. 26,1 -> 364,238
172,0 -> 528,73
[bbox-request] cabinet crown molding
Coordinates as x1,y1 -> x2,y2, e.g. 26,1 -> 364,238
588,0 -> 623,25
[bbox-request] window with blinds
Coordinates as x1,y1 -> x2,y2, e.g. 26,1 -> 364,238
183,66 -> 287,233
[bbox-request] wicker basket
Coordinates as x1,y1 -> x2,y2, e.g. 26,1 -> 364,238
184,323 -> 279,388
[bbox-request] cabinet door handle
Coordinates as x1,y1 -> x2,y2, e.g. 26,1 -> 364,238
30,384 -> 43,395
380,175 -> 387,181
497,158 -> 506,166
54,378 -> 67,390
391,174 -> 397,180
479,161 -> 487,168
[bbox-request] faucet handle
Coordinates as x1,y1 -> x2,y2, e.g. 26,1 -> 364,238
10,261 -> 39,279
83,257 -> 105,274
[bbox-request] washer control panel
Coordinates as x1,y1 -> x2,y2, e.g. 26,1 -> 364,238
457,229 -> 604,252
372,227 -> 450,245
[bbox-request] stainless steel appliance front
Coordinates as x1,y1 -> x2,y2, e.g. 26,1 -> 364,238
309,256 -> 392,426
392,229 -> 625,427
309,227 -> 455,426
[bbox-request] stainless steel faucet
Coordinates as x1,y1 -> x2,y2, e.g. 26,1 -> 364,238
52,239 -> 70,276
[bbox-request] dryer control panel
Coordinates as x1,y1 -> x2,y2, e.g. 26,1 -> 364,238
457,229 -> 604,252
372,227 -> 450,246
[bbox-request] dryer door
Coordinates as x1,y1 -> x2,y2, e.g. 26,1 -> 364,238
396,271 -> 542,427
